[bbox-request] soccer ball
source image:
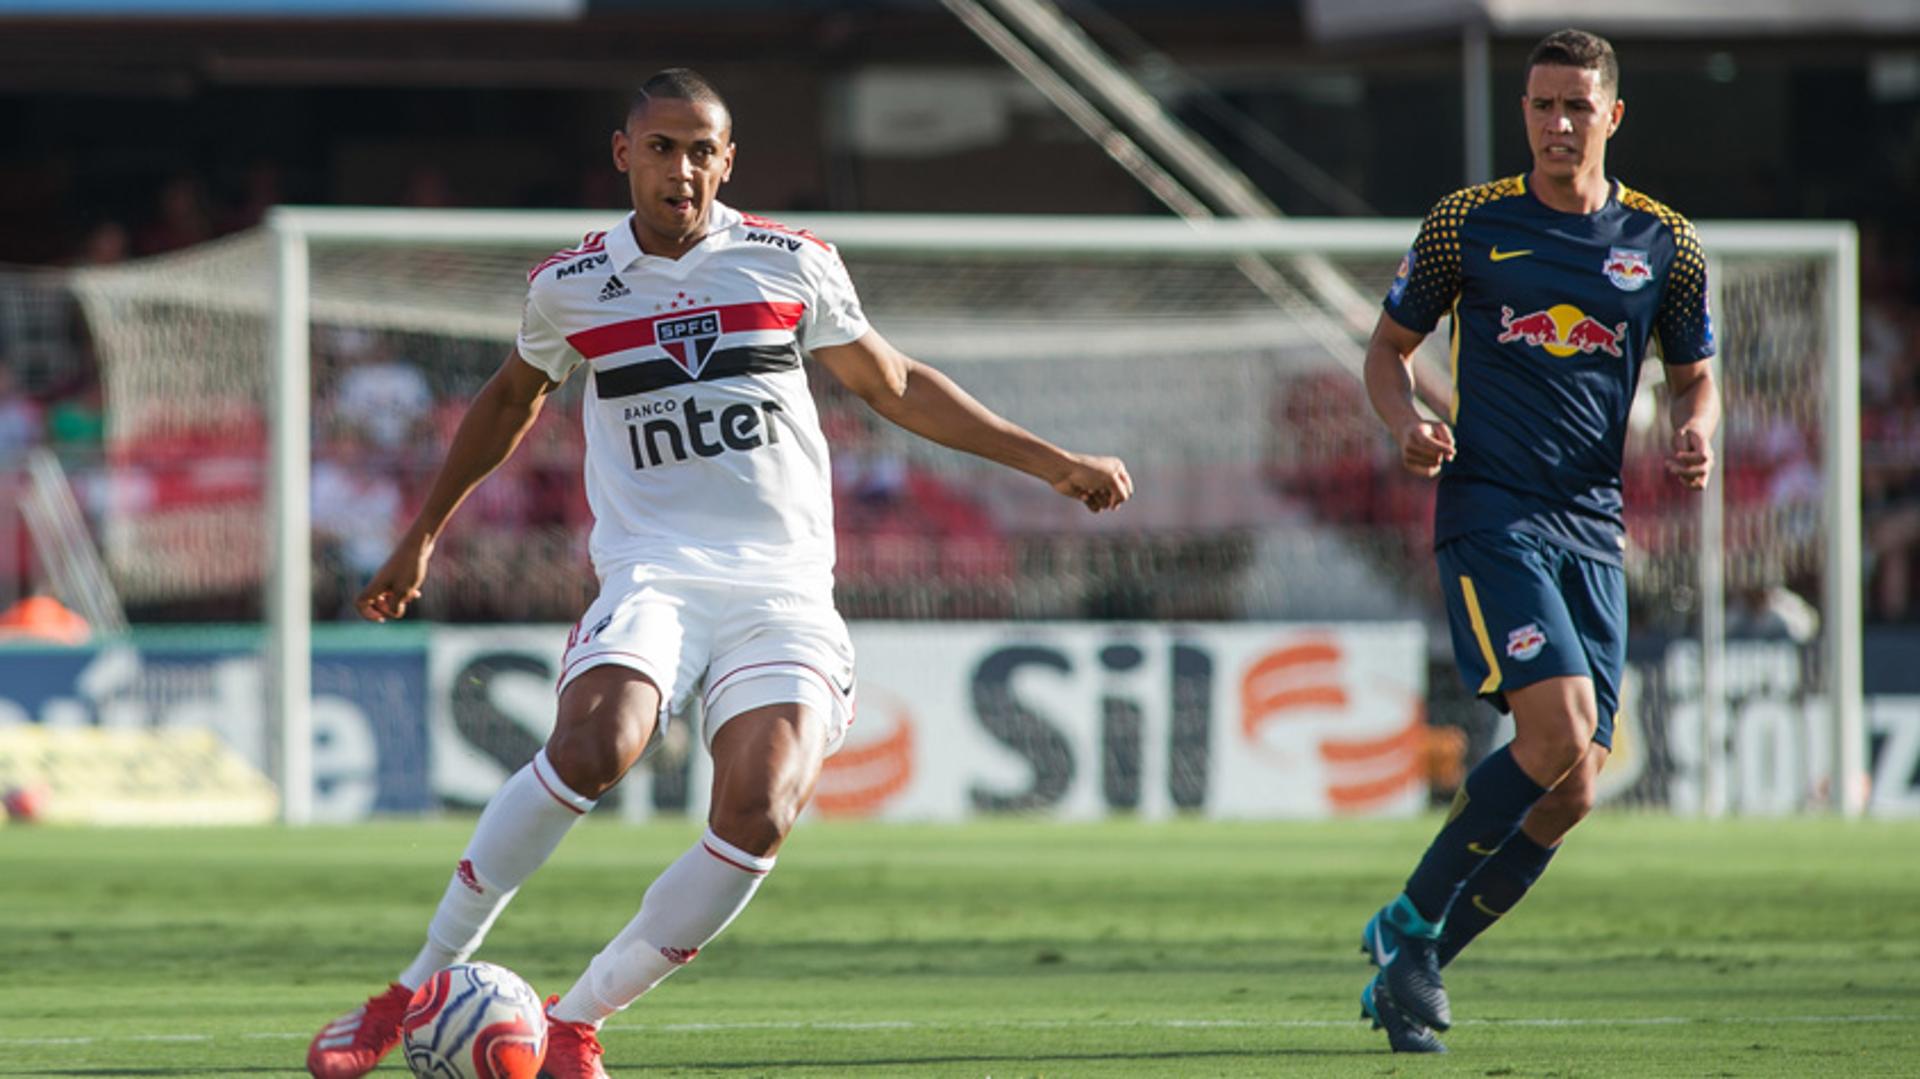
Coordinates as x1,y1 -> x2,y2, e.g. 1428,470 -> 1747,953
401,962 -> 548,1079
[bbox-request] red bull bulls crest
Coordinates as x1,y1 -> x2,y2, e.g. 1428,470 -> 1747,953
1497,304 -> 1627,359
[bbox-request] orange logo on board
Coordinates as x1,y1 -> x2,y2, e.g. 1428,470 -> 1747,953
814,699 -> 915,817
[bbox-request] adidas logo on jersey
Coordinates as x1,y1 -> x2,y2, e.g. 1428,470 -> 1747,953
598,275 -> 631,302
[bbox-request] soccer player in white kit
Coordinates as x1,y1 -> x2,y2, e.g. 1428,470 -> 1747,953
305,69 -> 1133,1079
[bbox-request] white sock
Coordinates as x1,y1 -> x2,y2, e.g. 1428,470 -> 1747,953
550,829 -> 776,1025
397,750 -> 597,988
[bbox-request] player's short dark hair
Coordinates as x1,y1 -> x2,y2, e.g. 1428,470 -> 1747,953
1526,28 -> 1619,98
630,68 -> 732,134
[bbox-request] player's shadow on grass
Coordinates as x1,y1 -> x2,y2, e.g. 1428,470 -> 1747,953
0,1071 -> 296,1077
629,1046 -> 1378,1071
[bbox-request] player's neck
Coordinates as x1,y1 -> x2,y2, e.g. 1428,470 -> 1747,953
1528,168 -> 1612,215
630,215 -> 711,261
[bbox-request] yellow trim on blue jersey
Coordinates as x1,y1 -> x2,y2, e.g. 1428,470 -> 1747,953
1448,296 -> 1463,424
1459,574 -> 1502,694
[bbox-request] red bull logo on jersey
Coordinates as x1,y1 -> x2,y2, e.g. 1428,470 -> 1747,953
1497,304 -> 1627,359
1603,247 -> 1653,292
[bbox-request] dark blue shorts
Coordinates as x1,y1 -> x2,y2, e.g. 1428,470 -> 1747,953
1436,529 -> 1626,749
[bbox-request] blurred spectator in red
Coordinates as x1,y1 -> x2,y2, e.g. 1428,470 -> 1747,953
1862,227 -> 1920,622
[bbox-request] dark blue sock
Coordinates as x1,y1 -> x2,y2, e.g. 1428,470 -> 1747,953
1401,745 -> 1547,924
1437,830 -> 1558,967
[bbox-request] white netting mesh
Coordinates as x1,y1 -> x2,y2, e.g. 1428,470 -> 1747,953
51,218 -> 1851,811
62,226 -> 1841,632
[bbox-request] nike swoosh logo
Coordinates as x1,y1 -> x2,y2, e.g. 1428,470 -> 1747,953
833,672 -> 855,696
1466,842 -> 1501,856
1370,923 -> 1399,967
1489,247 -> 1533,262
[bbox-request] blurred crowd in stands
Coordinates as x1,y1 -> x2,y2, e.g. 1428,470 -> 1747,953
2,165 -> 1919,627
1863,229 -> 1920,623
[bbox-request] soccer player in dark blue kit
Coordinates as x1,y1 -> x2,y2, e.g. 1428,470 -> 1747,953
1356,29 -> 1721,1053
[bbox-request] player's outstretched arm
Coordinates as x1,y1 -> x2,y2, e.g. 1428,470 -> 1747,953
355,351 -> 562,622
811,330 -> 1132,513
1663,358 -> 1719,491
1363,313 -> 1454,478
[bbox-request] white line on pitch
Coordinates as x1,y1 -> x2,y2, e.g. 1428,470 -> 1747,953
0,1014 -> 1909,1048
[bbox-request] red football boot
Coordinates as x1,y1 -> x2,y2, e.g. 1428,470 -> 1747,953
537,996 -> 610,1079
306,982 -> 412,1079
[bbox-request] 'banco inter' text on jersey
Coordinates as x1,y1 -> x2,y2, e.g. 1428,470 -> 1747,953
516,202 -> 870,589
1382,175 -> 1715,564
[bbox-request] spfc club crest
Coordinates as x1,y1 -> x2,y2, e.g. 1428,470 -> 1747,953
656,310 -> 721,377
1602,247 -> 1653,292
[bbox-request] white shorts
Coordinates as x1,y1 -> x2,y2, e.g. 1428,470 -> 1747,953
556,567 -> 857,753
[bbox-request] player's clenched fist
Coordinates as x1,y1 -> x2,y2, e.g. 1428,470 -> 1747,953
1396,420 -> 1456,478
1666,425 -> 1714,490
354,533 -> 435,623
1051,453 -> 1133,513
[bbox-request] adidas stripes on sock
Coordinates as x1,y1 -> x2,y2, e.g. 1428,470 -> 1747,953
549,829 -> 776,1026
397,749 -> 597,988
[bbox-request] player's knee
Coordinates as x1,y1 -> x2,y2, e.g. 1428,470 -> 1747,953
709,789 -> 803,857
545,713 -> 649,800
1551,716 -> 1596,770
1532,778 -> 1596,834
1513,715 -> 1594,785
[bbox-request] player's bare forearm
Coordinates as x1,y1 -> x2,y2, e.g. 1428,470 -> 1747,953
813,332 -> 1131,511
1363,337 -> 1424,438
1663,358 -> 1719,490
879,361 -> 1052,472
1364,314 -> 1454,477
879,362 -> 1133,509
1665,360 -> 1720,443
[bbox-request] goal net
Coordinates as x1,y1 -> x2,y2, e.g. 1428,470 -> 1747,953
61,210 -> 1860,820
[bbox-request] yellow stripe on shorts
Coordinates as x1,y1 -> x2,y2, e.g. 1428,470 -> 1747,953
1459,574 -> 1502,695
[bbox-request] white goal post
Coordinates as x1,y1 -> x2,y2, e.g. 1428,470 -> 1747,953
261,207 -> 1862,824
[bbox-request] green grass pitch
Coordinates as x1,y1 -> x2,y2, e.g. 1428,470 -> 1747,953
3,815 -> 1916,1077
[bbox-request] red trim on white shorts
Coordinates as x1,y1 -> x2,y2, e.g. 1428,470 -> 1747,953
701,660 -> 845,712
556,648 -> 662,691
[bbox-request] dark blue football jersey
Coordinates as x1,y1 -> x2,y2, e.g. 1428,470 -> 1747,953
1382,175 -> 1715,565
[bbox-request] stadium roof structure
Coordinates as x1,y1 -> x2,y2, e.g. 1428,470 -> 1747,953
1304,0 -> 1920,40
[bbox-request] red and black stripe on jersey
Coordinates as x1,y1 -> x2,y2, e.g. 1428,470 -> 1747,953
594,344 -> 801,399
565,300 -> 804,359
567,299 -> 808,399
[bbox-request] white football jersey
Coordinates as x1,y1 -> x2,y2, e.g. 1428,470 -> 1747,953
515,203 -> 870,590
